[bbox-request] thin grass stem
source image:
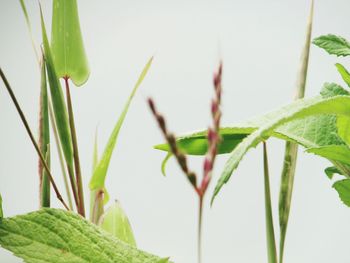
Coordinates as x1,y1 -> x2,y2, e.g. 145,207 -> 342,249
0,67 -> 69,210
197,196 -> 204,263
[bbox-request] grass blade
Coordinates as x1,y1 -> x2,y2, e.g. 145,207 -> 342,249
38,56 -> 51,207
279,1 -> 314,261
48,102 -> 74,210
89,57 -> 153,197
0,194 -> 3,219
18,0 -> 39,63
51,0 -> 89,86
40,7 -> 79,210
263,142 -> 278,263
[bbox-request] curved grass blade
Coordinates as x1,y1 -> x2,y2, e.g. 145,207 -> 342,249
211,95 -> 350,204
161,153 -> 172,176
38,55 -> 51,208
51,0 -> 89,86
89,57 -> 153,198
0,208 -> 169,263
18,0 -> 39,62
99,200 -> 137,247
279,1 -> 313,261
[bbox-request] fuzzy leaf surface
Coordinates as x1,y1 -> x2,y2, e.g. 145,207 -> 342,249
0,209 -> 168,263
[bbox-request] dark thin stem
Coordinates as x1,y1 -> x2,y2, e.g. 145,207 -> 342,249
0,67 -> 69,210
65,78 -> 85,217
197,195 -> 204,263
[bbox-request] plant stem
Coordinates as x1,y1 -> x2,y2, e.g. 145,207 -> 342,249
65,78 -> 85,217
48,101 -> 74,210
263,142 -> 278,263
197,195 -> 203,263
0,67 -> 69,210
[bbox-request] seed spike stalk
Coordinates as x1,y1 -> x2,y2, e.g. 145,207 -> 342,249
65,78 -> 85,217
0,67 -> 69,210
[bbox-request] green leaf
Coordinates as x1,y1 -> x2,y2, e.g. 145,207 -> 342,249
40,8 -> 74,170
161,153 -> 172,176
313,34 -> 350,57
51,0 -> 89,86
320,82 -> 349,98
99,201 -> 137,247
89,57 -> 153,194
335,63 -> 350,88
0,208 -> 168,263
39,55 -> 51,208
325,166 -> 343,179
212,95 -> 350,203
0,194 -> 3,220
307,145 -> 350,166
337,115 -> 350,147
333,179 -> 350,207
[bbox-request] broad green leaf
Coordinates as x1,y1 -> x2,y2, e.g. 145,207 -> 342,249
51,0 -> 89,86
40,8 -> 74,170
161,153 -> 172,176
0,209 -> 168,263
320,82 -> 349,98
89,57 -> 153,194
99,201 -> 137,247
333,179 -> 350,207
279,3 -> 313,260
39,55 -> 51,208
307,145 -> 350,166
0,194 -> 3,219
212,95 -> 350,203
335,63 -> 350,88
325,166 -> 343,180
313,34 -> 350,57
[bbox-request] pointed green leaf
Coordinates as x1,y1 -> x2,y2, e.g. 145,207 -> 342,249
51,0 -> 89,86
99,201 -> 137,247
0,208 -> 168,262
337,115 -> 350,147
212,95 -> 350,203
313,34 -> 350,57
335,63 -> 350,88
89,57 -> 153,193
325,166 -> 343,179
40,8 -> 74,170
333,179 -> 350,207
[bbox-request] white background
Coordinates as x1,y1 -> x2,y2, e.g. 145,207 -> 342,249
1,0 -> 350,262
